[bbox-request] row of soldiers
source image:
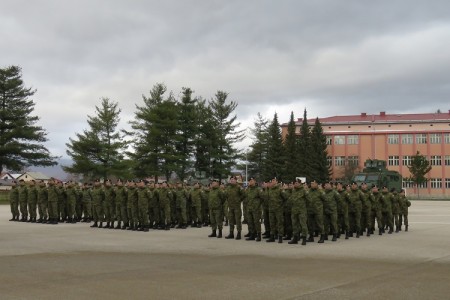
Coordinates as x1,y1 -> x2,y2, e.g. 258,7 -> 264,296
207,177 -> 411,245
8,179 -> 212,230
7,177 -> 411,246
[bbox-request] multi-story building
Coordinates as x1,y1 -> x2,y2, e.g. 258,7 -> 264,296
281,111 -> 450,198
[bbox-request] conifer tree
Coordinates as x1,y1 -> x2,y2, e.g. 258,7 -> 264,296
263,113 -> 285,181
298,109 -> 312,181
283,111 -> 300,182
247,112 -> 269,182
64,97 -> 127,180
310,117 -> 330,183
0,65 -> 57,173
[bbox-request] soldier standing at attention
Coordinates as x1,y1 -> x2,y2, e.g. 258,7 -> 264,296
65,181 -> 78,223
201,184 -> 210,226
322,182 -> 339,242
360,182 -> 373,237
336,183 -> 350,239
380,186 -> 394,234
147,182 -> 159,229
398,189 -> 411,231
102,180 -> 116,229
190,182 -> 203,228
136,180 -> 150,232
158,182 -> 172,230
36,181 -> 48,223
225,177 -> 245,240
266,178 -> 288,243
370,185 -> 384,235
347,182 -> 364,238
18,179 -> 28,222
288,179 -> 308,245
127,181 -> 139,231
81,183 -> 93,222
306,180 -> 325,243
261,182 -> 271,238
245,178 -> 264,242
27,180 -> 38,223
47,179 -> 59,224
90,180 -> 105,228
208,180 -> 225,238
391,188 -> 401,233
9,181 -> 20,221
174,182 -> 188,229
283,182 -> 294,241
114,180 -> 126,229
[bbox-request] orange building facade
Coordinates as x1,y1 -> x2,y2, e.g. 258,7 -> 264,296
281,111 -> 450,198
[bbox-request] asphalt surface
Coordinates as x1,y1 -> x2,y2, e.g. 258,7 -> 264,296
1,201 -> 449,300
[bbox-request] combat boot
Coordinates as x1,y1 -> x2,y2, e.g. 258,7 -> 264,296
51,218 -> 58,225
345,231 -> 349,239
90,222 -> 98,228
318,235 -> 325,243
115,222 -> 121,229
235,231 -> 241,240
405,225 -> 408,232
244,232 -> 251,238
143,226 -> 149,232
132,224 -> 138,231
165,224 -> 170,230
262,231 -> 270,238
366,230 -> 370,237
324,235 -> 328,241
104,222 -> 110,229
255,233 -> 262,242
217,229 -> 222,238
388,227 -> 393,234
182,224 -> 187,229
288,235 -> 298,244
399,225 -> 402,231
246,233 -> 255,241
307,235 -> 314,243
301,236 -> 307,245
71,218 -> 76,224
332,234 -> 337,242
36,218 -> 42,223
283,234 -> 292,241
266,235 -> 275,242
379,228 -> 382,235
395,226 -> 400,233
176,223 -> 182,229
356,232 -> 360,238
109,221 -> 115,228
99,222 -> 103,228
225,231 -> 234,239
197,223 -> 202,228
208,230 -> 217,237
127,222 -> 133,230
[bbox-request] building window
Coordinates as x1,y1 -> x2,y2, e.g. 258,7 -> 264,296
326,136 -> 332,145
418,181 -> 428,188
402,156 -> 412,166
388,156 -> 400,166
347,135 -> 359,145
334,136 -> 345,145
401,134 -> 413,144
387,134 -> 399,144
446,178 -> 450,189
416,133 -> 427,144
334,156 -> 345,166
402,179 -> 414,188
347,156 -> 359,166
445,133 -> 450,144
429,133 -> 441,144
430,155 -> 442,166
430,178 -> 442,189
327,156 -> 332,167
445,155 -> 450,166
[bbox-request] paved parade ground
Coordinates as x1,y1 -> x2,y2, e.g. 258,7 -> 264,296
1,201 -> 450,300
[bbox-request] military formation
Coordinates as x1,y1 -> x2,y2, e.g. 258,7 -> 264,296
7,177 -> 411,246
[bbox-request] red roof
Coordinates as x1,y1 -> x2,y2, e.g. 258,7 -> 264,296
285,111 -> 450,126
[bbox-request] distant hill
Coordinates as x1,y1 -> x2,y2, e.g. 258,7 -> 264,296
32,158 -> 73,180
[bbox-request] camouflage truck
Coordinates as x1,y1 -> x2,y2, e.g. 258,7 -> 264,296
352,159 -> 403,191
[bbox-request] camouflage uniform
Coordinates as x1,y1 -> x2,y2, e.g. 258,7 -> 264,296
27,183 -> 38,222
347,187 -> 364,237
18,182 -> 28,221
245,183 -> 264,241
225,183 -> 245,238
9,184 -> 20,221
289,184 -> 308,244
208,184 -> 225,237
306,186 -> 325,242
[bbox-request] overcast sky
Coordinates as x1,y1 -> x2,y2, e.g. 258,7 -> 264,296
2,0 -> 450,159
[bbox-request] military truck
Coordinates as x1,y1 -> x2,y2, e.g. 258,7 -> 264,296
351,159 -> 403,191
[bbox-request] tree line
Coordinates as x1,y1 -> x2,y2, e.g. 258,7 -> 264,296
2,65 -> 432,187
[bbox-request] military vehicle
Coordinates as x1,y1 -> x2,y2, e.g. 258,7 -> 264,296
351,159 -> 403,191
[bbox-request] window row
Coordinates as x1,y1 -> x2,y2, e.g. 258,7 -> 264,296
388,133 -> 450,145
327,156 -> 359,167
327,133 -> 450,145
403,178 -> 450,189
388,155 -> 450,166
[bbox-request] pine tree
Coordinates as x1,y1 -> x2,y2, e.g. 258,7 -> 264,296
310,117 -> 330,183
64,97 -> 128,180
129,83 -> 179,181
208,91 -> 245,182
0,65 -> 57,173
247,112 -> 269,182
407,151 -> 432,198
283,111 -> 300,182
298,109 -> 312,181
175,87 -> 198,181
193,99 -> 215,179
263,113 -> 285,182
